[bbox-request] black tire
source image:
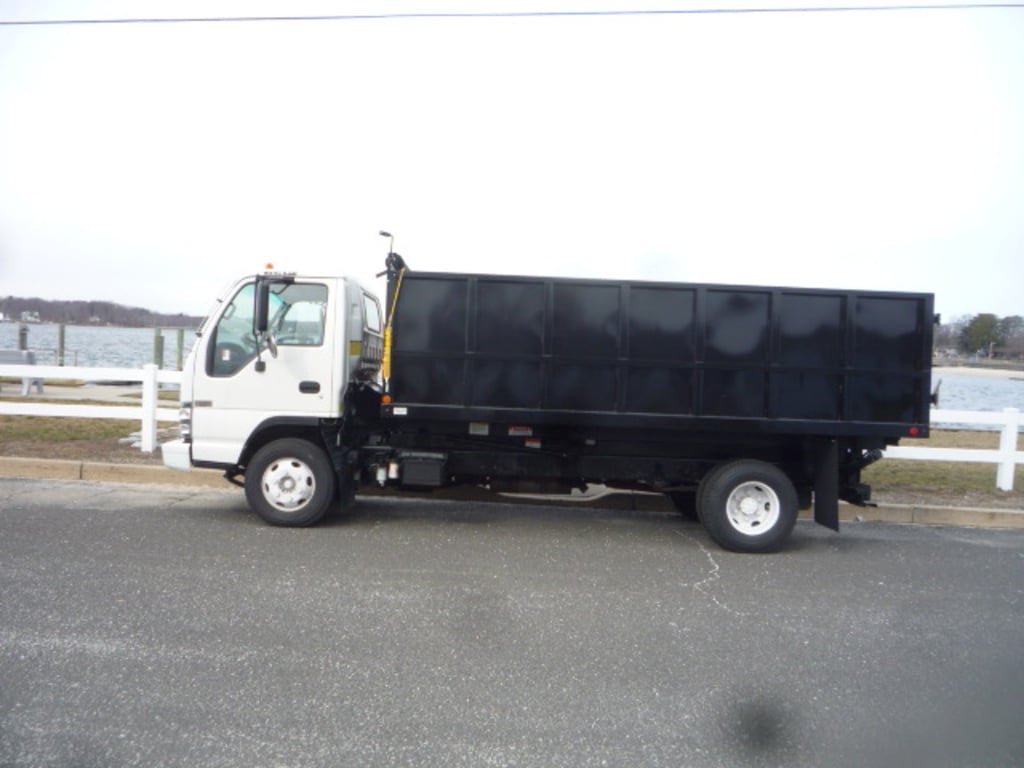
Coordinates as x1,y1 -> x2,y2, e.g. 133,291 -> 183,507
698,459 -> 798,553
667,491 -> 700,522
244,438 -> 336,526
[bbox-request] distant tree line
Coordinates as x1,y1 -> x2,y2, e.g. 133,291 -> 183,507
935,313 -> 1024,360
0,296 -> 202,329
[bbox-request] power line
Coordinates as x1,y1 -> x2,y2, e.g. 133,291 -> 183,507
1,3 -> 1022,26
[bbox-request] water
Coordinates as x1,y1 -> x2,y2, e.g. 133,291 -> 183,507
3,323 -> 1023,414
932,372 -> 1024,415
0,323 -> 197,369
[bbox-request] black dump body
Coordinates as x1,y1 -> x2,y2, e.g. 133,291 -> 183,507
372,266 -> 933,535
384,269 -> 933,439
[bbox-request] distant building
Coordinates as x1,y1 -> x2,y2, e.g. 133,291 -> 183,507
20,311 -> 41,323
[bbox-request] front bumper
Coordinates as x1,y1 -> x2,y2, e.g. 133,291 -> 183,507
161,439 -> 192,472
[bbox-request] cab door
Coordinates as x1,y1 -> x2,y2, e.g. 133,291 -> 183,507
190,279 -> 336,466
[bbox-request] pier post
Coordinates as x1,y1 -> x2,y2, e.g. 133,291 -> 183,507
153,329 -> 164,369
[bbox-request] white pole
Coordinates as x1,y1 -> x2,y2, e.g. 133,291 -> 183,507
141,363 -> 158,453
996,407 -> 1019,492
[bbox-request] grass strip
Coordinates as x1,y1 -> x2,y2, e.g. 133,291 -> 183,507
0,414 -> 140,441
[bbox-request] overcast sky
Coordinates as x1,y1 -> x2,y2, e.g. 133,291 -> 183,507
1,0 -> 1021,319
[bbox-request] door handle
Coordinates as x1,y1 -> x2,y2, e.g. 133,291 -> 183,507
299,381 -> 321,394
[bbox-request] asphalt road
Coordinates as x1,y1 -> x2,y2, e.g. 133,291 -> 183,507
2,478 -> 1023,768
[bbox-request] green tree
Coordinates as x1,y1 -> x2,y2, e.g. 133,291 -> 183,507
998,315 -> 1024,340
999,315 -> 1024,358
959,313 -> 1001,356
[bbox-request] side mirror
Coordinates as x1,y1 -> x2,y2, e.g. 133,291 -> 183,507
254,280 -> 270,334
253,279 -> 275,372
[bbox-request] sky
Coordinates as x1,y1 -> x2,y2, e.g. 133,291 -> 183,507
0,0 -> 1022,320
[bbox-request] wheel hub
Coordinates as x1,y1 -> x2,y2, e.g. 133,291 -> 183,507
725,481 -> 780,536
738,496 -> 760,516
261,458 -> 316,512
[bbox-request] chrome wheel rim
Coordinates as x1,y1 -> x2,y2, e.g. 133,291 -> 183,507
261,457 -> 316,512
724,481 -> 780,536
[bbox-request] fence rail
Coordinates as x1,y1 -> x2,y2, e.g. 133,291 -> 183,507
885,408 -> 1022,491
0,363 -> 181,453
2,364 -> 1022,489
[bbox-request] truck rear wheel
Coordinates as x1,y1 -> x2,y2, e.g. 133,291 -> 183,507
244,438 -> 336,527
698,459 -> 798,553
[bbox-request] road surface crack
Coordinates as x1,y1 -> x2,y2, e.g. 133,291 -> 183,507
675,530 -> 747,617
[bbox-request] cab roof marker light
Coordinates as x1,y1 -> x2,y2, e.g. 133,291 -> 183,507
261,263 -> 297,278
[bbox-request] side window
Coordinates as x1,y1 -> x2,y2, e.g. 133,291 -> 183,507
208,283 -> 257,377
363,293 -> 382,333
270,283 -> 328,346
206,282 -> 328,377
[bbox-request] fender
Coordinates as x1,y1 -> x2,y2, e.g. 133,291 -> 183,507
192,416 -> 329,477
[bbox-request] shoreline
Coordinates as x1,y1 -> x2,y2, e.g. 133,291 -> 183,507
932,365 -> 1024,380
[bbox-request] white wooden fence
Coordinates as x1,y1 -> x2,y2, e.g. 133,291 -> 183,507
885,407 -> 1022,491
1,363 -> 1022,490
0,363 -> 181,453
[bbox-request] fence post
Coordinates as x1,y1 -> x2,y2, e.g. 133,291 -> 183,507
141,363 -> 158,453
996,408 -> 1019,492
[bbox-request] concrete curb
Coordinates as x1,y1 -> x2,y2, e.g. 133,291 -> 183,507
0,456 -> 225,488
2,457 -> 1023,529
798,503 -> 1024,529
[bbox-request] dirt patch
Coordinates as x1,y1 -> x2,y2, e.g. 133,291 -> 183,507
871,486 -> 1024,510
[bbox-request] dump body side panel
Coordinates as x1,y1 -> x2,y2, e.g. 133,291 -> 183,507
384,271 -> 933,439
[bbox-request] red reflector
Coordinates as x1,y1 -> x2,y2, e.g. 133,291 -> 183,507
909,426 -> 920,436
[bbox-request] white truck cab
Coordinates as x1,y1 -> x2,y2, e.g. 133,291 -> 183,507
163,272 -> 383,474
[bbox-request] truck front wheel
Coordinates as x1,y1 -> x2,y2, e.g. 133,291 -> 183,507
698,460 -> 798,553
244,438 -> 336,526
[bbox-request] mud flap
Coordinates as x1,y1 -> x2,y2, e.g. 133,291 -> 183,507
813,439 -> 840,532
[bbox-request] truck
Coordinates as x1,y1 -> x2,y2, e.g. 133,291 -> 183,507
162,250 -> 935,552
